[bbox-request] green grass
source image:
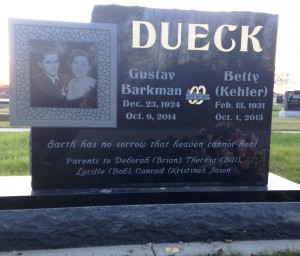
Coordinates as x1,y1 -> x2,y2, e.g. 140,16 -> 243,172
0,107 -> 27,128
0,121 -> 10,127
0,132 -> 30,176
0,107 -> 9,128
0,107 -> 9,113
272,104 -> 300,131
257,250 -> 300,256
270,132 -> 300,183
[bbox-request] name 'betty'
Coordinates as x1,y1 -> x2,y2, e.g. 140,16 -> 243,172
224,71 -> 259,83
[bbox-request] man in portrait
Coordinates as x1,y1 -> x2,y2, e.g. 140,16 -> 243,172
30,47 -> 69,108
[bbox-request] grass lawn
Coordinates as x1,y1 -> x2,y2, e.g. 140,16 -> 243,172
0,132 -> 30,176
0,107 -> 9,113
0,107 -> 10,128
270,132 -> 300,184
272,104 -> 300,131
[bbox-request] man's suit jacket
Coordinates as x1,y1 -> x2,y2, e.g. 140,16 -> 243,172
31,72 -> 69,108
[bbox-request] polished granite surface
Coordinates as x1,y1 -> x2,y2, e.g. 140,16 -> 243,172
0,173 -> 299,210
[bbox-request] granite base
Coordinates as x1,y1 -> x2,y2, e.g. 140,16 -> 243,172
279,110 -> 300,118
0,174 -> 299,251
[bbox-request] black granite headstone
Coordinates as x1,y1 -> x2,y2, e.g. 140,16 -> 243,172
20,6 -> 278,189
284,91 -> 300,111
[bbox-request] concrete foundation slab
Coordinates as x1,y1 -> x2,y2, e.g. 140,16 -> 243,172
1,240 -> 300,256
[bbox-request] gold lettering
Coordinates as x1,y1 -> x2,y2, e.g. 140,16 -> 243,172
240,26 -> 263,52
131,20 -> 264,53
188,24 -> 209,50
214,25 -> 237,52
132,21 -> 156,48
161,22 -> 182,50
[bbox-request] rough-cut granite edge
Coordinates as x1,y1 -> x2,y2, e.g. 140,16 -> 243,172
0,202 -> 300,251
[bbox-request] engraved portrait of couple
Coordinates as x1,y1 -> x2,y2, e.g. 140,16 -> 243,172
30,40 -> 98,108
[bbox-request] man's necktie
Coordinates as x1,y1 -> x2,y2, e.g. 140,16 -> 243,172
54,79 -> 60,91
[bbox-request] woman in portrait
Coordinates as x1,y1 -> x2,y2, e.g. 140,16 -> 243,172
66,49 -> 97,108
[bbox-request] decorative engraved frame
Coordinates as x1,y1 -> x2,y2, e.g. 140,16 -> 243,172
9,19 -> 117,128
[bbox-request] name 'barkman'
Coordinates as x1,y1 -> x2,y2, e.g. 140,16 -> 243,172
122,84 -> 182,96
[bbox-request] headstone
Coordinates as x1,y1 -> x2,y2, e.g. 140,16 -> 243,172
276,93 -> 284,104
9,5 -> 278,189
284,91 -> 300,111
279,91 -> 300,118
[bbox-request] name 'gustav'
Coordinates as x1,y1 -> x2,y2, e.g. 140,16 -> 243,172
122,68 -> 181,96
